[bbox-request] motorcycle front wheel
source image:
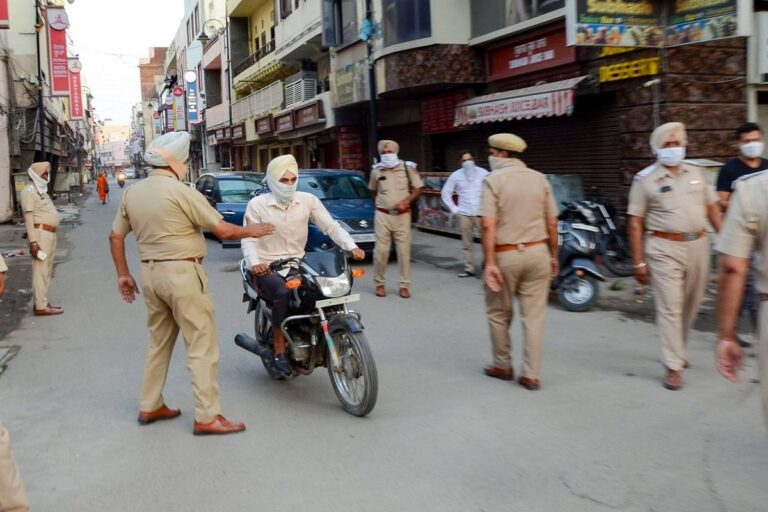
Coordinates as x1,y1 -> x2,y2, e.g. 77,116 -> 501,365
327,329 -> 378,417
602,236 -> 634,277
557,275 -> 599,312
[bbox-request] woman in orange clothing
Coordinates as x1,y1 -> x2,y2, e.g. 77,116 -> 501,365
96,170 -> 109,204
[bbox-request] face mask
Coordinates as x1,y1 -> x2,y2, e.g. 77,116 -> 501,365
741,141 -> 765,159
656,146 -> 685,167
488,156 -> 507,171
380,154 -> 399,168
461,160 -> 475,172
267,175 -> 298,206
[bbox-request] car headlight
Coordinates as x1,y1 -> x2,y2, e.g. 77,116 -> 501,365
315,274 -> 350,298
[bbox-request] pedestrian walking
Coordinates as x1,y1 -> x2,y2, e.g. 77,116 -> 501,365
109,131 -> 275,436
369,139 -> 423,298
716,122 -> 768,348
20,162 -> 63,317
479,133 -> 559,390
715,169 -> 768,430
440,151 -> 489,277
0,254 -> 30,512
96,170 -> 110,204
627,122 -> 722,390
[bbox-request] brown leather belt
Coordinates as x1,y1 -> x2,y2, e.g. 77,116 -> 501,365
650,230 -> 706,242
760,294 -> 768,302
376,207 -> 404,216
141,257 -> 204,264
495,240 -> 547,252
34,223 -> 57,233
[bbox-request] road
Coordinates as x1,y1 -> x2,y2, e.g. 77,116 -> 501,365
1,182 -> 766,512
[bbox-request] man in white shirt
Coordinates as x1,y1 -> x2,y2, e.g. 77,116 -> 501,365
440,151 -> 489,277
242,155 -> 365,375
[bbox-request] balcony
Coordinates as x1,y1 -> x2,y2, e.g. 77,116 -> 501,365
232,81 -> 284,124
233,40 -> 275,78
205,103 -> 229,129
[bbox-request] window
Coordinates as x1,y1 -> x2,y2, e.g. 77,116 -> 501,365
193,5 -> 200,34
339,0 -> 358,45
298,175 -> 371,200
383,0 -> 431,46
321,0 -> 358,47
261,32 -> 267,47
280,0 -> 292,19
470,0 -> 564,37
218,178 -> 264,203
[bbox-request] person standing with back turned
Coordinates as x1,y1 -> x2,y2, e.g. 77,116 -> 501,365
109,131 -> 275,435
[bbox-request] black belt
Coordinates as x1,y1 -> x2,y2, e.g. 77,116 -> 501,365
141,257 -> 203,264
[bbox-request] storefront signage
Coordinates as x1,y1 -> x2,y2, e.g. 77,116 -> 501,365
173,91 -> 186,131
215,128 -> 225,140
184,71 -> 200,124
338,126 -> 365,170
275,112 -> 294,133
294,101 -> 325,129
333,59 -> 369,107
487,28 -> 575,81
255,115 -> 274,135
0,0 -> 9,30
598,57 -> 660,82
153,112 -> 162,136
68,59 -> 83,120
566,0 -> 747,47
421,92 -> 468,134
207,134 -> 216,146
47,7 -> 70,96
232,124 -> 244,140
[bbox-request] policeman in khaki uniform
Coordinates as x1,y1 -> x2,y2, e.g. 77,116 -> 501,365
0,254 -> 30,512
20,162 -> 62,316
479,133 -> 559,391
109,132 -> 275,435
628,122 -> 722,390
369,140 -> 423,298
715,171 -> 768,430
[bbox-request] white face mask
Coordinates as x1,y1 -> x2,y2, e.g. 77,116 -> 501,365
380,153 -> 399,168
656,146 -> 686,167
267,174 -> 298,206
488,156 -> 507,171
740,141 -> 765,159
461,160 -> 475,172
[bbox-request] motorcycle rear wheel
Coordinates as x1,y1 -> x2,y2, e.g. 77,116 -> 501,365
602,236 -> 634,277
558,275 -> 599,312
327,329 -> 378,417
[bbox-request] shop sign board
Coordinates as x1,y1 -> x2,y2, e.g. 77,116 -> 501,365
338,127 -> 365,170
598,56 -> 660,82
0,0 -> 9,29
487,28 -> 576,81
232,124 -> 245,140
47,7 -> 70,96
294,101 -> 325,129
256,115 -> 274,135
275,112 -> 294,133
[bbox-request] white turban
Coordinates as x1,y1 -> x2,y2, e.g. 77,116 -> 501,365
650,122 -> 687,154
144,131 -> 191,180
266,155 -> 299,206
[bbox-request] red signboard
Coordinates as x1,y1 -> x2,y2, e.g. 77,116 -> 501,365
255,115 -> 274,135
338,127 -> 364,170
68,70 -> 83,120
0,0 -> 9,29
275,112 -> 294,133
486,26 -> 575,82
152,112 -> 160,120
232,124 -> 244,140
47,8 -> 69,96
421,91 -> 468,135
294,101 -> 326,129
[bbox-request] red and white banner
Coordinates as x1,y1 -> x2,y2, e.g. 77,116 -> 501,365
47,8 -> 70,96
68,61 -> 83,120
0,0 -> 9,30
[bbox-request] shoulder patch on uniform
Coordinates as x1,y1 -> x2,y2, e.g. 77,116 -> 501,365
734,168 -> 768,184
633,165 -> 656,182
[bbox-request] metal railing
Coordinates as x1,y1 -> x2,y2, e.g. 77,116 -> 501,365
233,39 -> 276,77
232,81 -> 284,124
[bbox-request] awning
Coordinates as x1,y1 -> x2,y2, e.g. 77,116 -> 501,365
454,76 -> 587,126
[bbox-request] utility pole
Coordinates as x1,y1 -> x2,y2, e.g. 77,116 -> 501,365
364,0 -> 378,167
34,0 -> 45,162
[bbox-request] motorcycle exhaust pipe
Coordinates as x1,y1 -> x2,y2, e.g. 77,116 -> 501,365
234,332 -> 273,360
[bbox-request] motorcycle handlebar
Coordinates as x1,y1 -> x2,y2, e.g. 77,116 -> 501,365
269,257 -> 298,271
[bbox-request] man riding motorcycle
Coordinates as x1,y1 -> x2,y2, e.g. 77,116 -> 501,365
242,155 -> 365,375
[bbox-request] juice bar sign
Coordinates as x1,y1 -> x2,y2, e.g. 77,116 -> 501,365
487,28 -> 576,81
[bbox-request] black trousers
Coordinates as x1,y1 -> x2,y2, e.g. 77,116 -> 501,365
256,273 -> 291,330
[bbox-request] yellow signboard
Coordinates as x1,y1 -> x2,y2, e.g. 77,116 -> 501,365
598,57 -> 660,82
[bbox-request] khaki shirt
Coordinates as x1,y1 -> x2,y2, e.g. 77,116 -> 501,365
20,184 -> 60,243
241,191 -> 356,267
369,161 -> 424,210
112,169 -> 223,260
477,158 -> 558,245
628,163 -> 718,232
716,171 -> 768,292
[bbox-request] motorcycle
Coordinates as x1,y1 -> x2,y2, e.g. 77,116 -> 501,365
117,172 -> 126,188
551,204 -> 606,312
234,248 -> 378,417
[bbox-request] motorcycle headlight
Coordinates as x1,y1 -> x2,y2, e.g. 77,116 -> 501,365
315,274 -> 351,298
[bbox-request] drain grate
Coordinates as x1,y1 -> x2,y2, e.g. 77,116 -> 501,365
0,345 -> 21,378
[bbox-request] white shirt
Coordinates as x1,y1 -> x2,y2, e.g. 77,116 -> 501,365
241,191 -> 357,267
440,164 -> 489,216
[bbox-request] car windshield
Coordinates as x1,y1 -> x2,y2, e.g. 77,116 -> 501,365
298,175 -> 370,200
218,178 -> 263,203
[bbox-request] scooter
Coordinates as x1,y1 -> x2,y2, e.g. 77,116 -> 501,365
117,172 -> 126,188
551,210 -> 606,312
234,248 -> 378,417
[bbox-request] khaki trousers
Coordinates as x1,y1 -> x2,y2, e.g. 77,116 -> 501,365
645,236 -> 709,371
485,244 -> 551,379
373,211 -> 412,288
139,261 -> 222,423
32,229 -> 57,310
458,214 -> 481,273
758,302 -> 768,431
0,423 -> 29,512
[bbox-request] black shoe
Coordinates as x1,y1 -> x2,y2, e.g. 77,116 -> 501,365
457,271 -> 476,278
273,353 -> 291,375
736,335 -> 753,348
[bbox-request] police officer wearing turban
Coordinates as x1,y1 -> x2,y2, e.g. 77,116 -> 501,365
242,155 -> 365,375
628,122 -> 722,390
479,133 -> 559,390
20,161 -> 63,316
109,131 -> 276,435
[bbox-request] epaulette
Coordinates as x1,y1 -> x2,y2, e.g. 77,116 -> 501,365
633,164 -> 656,182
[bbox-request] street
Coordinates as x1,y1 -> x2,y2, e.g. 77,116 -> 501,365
0,184 -> 764,512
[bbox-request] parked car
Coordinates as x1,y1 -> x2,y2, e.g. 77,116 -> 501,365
124,168 -> 137,179
195,172 -> 265,240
